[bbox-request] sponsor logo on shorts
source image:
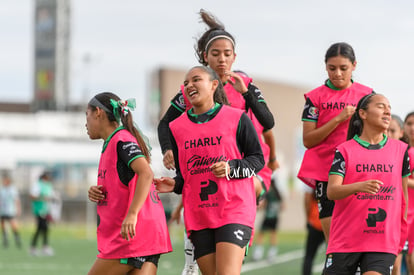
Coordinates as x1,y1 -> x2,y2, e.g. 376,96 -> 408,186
234,229 -> 244,241
326,254 -> 333,268
132,257 -> 146,263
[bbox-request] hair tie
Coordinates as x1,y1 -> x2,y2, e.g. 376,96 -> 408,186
110,98 -> 136,123
359,92 -> 376,109
353,119 -> 362,127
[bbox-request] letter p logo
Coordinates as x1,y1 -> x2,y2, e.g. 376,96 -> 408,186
199,180 -> 218,201
366,207 -> 387,227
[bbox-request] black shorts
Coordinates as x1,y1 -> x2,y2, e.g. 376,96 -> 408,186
0,215 -> 15,220
315,181 -> 335,219
189,224 -> 252,260
261,217 -> 279,231
120,254 -> 160,269
324,252 -> 396,275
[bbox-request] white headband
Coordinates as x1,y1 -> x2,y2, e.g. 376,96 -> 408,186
205,35 -> 235,52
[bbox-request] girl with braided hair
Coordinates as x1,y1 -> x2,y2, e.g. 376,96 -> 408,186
86,92 -> 171,275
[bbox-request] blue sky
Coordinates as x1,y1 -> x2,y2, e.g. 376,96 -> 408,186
1,0 -> 414,121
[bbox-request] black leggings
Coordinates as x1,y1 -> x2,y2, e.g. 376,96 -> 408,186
31,215 -> 49,247
302,223 -> 325,275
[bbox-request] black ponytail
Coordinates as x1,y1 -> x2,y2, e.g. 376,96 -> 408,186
347,92 -> 376,140
195,9 -> 235,66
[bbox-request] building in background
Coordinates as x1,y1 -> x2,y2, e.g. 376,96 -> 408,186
0,110 -> 164,223
32,0 -> 70,111
0,1 -> 309,231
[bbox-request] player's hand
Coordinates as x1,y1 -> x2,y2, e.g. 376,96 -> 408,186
336,105 -> 356,124
163,150 -> 175,170
121,213 -> 137,241
210,161 -> 230,178
88,185 -> 105,202
154,177 -> 175,193
268,159 -> 280,171
225,71 -> 248,94
358,179 -> 383,194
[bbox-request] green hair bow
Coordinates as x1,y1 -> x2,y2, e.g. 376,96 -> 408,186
110,98 -> 136,123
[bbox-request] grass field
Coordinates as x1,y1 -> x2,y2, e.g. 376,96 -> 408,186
0,223 -> 326,274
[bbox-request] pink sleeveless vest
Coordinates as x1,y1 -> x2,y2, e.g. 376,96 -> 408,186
170,105 -> 256,232
327,138 -> 408,255
406,147 -> 414,253
181,73 -> 272,188
298,82 -> 372,188
97,129 -> 172,259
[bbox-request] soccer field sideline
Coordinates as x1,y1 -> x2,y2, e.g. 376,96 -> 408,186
241,248 -> 325,274
241,249 -> 303,272
0,250 -> 312,272
0,245 -> 325,274
0,224 -> 324,274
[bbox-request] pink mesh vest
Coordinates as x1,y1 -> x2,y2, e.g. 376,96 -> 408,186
327,138 -> 408,255
170,105 -> 256,233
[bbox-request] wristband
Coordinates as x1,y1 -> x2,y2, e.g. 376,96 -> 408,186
269,157 -> 277,162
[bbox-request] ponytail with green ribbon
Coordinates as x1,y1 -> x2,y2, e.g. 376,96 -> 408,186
110,98 -> 136,124
109,98 -> 152,152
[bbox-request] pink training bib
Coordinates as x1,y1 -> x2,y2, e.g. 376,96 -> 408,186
297,82 -> 372,188
170,105 -> 256,233
327,138 -> 408,255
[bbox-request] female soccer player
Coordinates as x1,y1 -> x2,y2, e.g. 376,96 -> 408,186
387,114 -> 409,275
155,66 -> 264,275
324,93 -> 410,275
30,171 -> 54,256
0,173 -> 22,249
297,42 -> 374,241
402,112 -> 414,274
157,10 -> 276,274
387,114 -> 405,141
86,92 -> 172,275
158,9 -> 276,197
